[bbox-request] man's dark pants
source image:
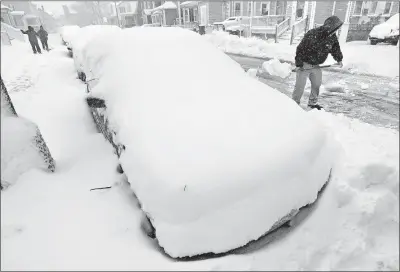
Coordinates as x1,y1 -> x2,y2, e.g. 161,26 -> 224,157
40,38 -> 49,51
30,40 -> 41,54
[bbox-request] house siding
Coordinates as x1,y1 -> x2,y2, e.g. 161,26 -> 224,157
314,1 -> 335,25
391,1 -> 399,16
208,1 -> 223,23
165,9 -> 177,25
333,1 -> 348,22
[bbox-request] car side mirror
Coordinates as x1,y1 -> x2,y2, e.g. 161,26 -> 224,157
86,96 -> 106,108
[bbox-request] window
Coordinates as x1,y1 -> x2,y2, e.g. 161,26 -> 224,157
119,6 -> 126,13
126,4 -> 131,13
248,2 -> 252,16
383,2 -> 392,14
261,2 -> 269,15
193,8 -> 198,22
234,2 -> 242,16
184,9 -> 189,23
368,2 -> 378,14
353,1 -> 364,15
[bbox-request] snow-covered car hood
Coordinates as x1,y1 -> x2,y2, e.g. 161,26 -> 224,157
369,14 -> 399,39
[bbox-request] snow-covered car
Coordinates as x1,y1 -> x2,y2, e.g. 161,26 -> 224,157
83,27 -> 336,258
69,25 -> 121,81
59,25 -> 80,50
1,77 -> 55,190
369,13 -> 399,45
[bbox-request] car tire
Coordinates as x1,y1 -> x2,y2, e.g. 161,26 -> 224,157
370,40 -> 378,45
391,39 -> 398,46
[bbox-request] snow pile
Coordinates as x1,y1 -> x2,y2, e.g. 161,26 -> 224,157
360,83 -> 369,90
0,116 -> 49,189
205,31 -> 399,78
246,68 -> 258,78
262,58 -> 292,78
89,27 -> 336,258
1,22 -> 25,42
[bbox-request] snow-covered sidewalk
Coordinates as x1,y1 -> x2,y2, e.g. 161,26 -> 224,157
205,31 -> 400,78
1,38 -> 398,270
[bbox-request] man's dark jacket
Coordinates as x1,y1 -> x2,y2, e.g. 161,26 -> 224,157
295,16 -> 344,67
37,28 -> 48,41
21,26 -> 39,43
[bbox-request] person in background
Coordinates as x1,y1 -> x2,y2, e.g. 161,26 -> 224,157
37,25 -> 49,51
292,16 -> 344,110
20,26 -> 41,54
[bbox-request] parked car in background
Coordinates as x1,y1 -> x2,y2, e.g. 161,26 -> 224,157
59,25 -> 81,56
369,13 -> 399,45
69,25 -> 121,81
219,16 -> 250,32
81,27 -> 335,258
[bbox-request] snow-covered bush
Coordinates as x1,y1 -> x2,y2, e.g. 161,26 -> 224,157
85,27 -> 337,258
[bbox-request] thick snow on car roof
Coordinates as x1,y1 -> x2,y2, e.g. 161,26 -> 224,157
89,27 -> 336,258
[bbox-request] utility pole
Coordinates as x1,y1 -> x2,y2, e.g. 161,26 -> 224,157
114,1 -> 121,27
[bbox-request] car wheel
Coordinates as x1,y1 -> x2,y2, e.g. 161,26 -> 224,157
391,39 -> 398,46
370,40 -> 378,45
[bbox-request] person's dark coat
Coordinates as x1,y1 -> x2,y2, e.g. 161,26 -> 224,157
21,26 -> 39,43
37,26 -> 48,41
295,16 -> 344,67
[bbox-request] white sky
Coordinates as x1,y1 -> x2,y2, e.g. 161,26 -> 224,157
33,1 -> 74,16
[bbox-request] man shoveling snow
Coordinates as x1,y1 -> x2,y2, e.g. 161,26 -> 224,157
292,16 -> 344,110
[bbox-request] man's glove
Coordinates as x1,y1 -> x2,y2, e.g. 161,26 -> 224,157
336,61 -> 343,68
292,67 -> 304,72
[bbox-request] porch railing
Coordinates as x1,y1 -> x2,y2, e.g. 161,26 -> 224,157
251,15 -> 286,27
290,15 -> 309,45
274,17 -> 291,43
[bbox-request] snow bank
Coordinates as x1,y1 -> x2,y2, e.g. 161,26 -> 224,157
89,27 -> 336,257
1,22 -> 25,42
0,116 -> 49,188
262,58 -> 292,78
205,31 -> 399,78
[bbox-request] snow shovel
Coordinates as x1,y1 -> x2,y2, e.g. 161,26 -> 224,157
291,63 -> 341,72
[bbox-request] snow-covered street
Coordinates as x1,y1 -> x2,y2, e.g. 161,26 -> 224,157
229,54 -> 399,130
1,34 -> 399,271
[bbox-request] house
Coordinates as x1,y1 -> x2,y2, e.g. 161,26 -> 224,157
1,1 -> 42,30
116,1 -> 138,28
1,4 -> 13,25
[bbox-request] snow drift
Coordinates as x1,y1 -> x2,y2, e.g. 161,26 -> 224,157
1,79 -> 55,189
86,27 -> 336,258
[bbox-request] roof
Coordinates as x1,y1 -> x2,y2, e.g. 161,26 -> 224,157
152,1 -> 177,12
180,1 -> 199,8
10,11 -> 25,16
1,4 -> 11,10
